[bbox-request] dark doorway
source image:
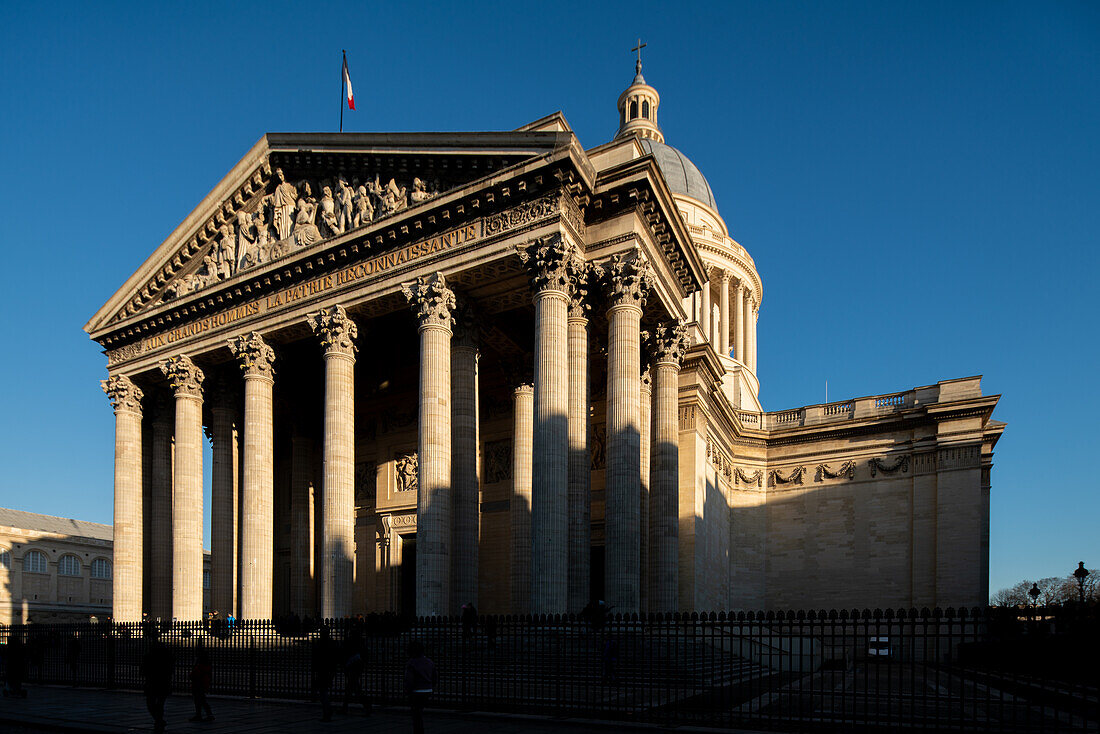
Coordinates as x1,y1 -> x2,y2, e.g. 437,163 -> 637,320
400,534 -> 417,617
590,545 -> 605,602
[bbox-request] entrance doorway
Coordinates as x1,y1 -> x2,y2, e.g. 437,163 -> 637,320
400,534 -> 416,617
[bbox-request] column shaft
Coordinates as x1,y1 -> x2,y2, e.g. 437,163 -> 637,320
530,289 -> 569,613
700,279 -> 712,342
149,404 -> 173,619
639,372 -> 652,614
240,373 -> 274,619
322,352 -> 355,618
451,344 -> 479,609
751,303 -> 758,373
605,302 -> 643,612
290,432 -> 315,616
733,281 -> 745,363
417,324 -> 452,616
567,316 -> 590,613
210,404 -> 239,618
650,361 -> 681,611
172,394 -> 204,621
104,376 -> 143,622
719,273 -> 731,357
510,385 -> 533,614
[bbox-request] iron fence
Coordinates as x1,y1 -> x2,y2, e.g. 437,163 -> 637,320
2,605 -> 1097,732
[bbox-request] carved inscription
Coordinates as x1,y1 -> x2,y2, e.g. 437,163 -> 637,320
125,222 -> 480,361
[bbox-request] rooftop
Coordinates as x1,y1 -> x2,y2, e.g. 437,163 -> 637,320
0,507 -> 112,542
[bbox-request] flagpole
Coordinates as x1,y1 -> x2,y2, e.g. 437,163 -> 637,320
339,50 -> 346,133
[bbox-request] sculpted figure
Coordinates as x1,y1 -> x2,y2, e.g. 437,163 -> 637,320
235,210 -> 255,267
293,181 -> 322,247
271,168 -> 297,241
410,177 -> 434,204
319,185 -> 340,236
336,176 -> 354,232
216,224 -> 236,280
353,185 -> 374,227
200,252 -> 219,287
367,173 -> 384,202
379,178 -> 407,216
396,453 -> 418,492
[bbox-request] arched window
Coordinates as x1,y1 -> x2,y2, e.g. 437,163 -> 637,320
91,559 -> 111,579
642,100 -> 650,119
23,550 -> 47,574
0,549 -> 10,569
630,100 -> 638,119
59,555 -> 82,576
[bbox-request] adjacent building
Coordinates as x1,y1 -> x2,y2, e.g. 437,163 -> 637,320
84,63 -> 1003,622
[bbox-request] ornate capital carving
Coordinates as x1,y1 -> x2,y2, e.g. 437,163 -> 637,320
649,320 -> 690,367
516,233 -> 576,295
308,304 -> 358,357
601,249 -> 653,310
401,272 -> 456,329
568,260 -> 599,318
228,331 -> 276,379
102,375 -> 144,415
641,366 -> 652,393
513,383 -> 534,397
159,355 -> 205,399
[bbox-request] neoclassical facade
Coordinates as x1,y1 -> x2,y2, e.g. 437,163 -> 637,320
86,66 -> 1002,621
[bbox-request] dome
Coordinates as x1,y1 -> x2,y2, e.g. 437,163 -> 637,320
637,139 -> 718,212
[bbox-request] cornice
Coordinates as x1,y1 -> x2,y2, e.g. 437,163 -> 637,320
696,241 -> 763,304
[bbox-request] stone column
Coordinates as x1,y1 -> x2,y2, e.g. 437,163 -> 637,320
402,273 -> 456,617
733,280 -> 745,364
149,393 -> 173,619
209,379 -> 239,619
451,302 -> 480,610
602,250 -> 652,613
102,375 -> 144,622
307,305 -> 358,619
649,322 -> 688,612
638,366 -> 652,614
718,271 -> 731,358
229,332 -> 276,620
160,355 -> 204,621
517,234 -> 576,614
751,301 -> 759,373
510,384 -> 534,615
700,273 -> 712,343
567,264 -> 593,613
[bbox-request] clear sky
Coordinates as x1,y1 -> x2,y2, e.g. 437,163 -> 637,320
0,1 -> 1096,598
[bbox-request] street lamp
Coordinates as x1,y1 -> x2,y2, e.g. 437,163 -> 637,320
1028,582 -> 1040,611
1073,561 -> 1090,604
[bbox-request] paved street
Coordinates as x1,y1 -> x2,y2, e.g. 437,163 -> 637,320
0,685 -> 760,734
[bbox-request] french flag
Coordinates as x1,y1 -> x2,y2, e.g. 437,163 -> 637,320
343,54 -> 355,111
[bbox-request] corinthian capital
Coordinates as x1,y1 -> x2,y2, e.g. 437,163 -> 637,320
568,259 -> 599,318
401,272 -> 456,329
649,320 -> 690,367
601,249 -> 653,309
228,331 -> 276,379
308,304 -> 358,357
516,233 -> 576,295
102,375 -> 144,415
160,355 -> 205,398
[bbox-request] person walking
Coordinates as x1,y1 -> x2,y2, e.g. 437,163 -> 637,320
2,635 -> 27,698
189,641 -> 214,722
404,641 -> 437,734
312,626 -> 338,722
142,635 -> 174,733
341,628 -> 370,715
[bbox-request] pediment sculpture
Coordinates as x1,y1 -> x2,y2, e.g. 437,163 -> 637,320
159,169 -> 442,306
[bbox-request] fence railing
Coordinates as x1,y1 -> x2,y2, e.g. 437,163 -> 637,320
1,606 -> 1097,732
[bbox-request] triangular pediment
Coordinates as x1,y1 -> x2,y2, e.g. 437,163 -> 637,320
85,129 -> 572,336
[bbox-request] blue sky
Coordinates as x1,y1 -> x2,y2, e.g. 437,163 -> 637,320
0,1 -> 1096,597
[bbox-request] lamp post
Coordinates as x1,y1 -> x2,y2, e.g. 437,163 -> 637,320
1073,561 -> 1090,605
1028,582 -> 1040,617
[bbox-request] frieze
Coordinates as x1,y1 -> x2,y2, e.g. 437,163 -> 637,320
483,439 -> 512,484
735,467 -> 763,487
483,193 -> 557,237
389,513 -> 417,529
706,437 -> 733,479
355,461 -> 377,506
678,405 -> 697,431
817,460 -> 856,481
111,222 -> 481,366
395,453 -> 418,493
559,190 -> 586,238
936,445 -> 980,471
868,454 -> 911,477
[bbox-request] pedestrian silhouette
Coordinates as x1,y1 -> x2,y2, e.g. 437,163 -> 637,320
2,635 -> 28,698
189,640 -> 214,722
404,641 -> 437,734
312,626 -> 338,722
461,603 -> 477,638
342,627 -> 370,715
142,634 -> 174,733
